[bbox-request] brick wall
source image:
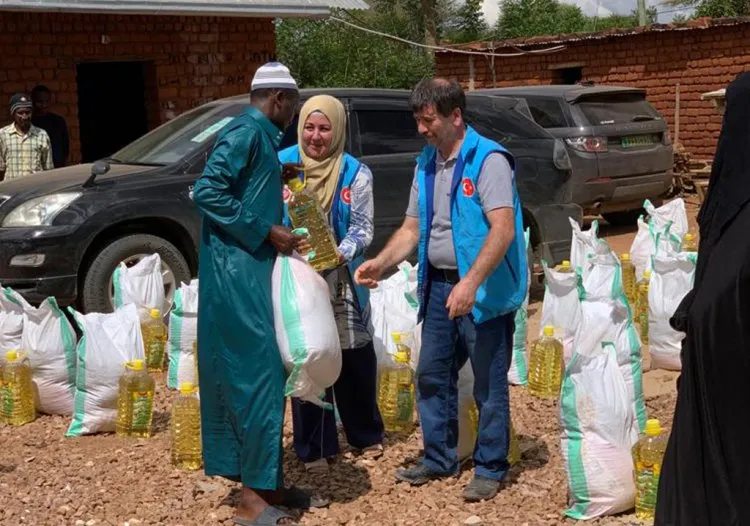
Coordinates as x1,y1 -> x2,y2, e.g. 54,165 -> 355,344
0,12 -> 276,163
436,22 -> 750,159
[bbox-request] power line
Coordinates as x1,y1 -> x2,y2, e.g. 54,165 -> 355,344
328,16 -> 568,57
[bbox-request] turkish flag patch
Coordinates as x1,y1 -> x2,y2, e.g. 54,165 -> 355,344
283,185 -> 292,203
341,187 -> 352,205
462,178 -> 475,198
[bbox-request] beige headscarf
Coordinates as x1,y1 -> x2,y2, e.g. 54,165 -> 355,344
297,95 -> 347,214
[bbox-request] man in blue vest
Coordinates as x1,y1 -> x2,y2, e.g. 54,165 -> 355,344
355,78 -> 527,501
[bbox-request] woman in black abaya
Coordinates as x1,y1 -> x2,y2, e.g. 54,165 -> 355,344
655,71 -> 750,526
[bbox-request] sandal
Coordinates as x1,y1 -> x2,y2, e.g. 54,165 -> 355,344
233,506 -> 297,525
303,457 -> 329,474
359,444 -> 384,460
282,484 -> 330,509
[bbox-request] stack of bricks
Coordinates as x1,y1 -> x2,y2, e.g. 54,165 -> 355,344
436,19 -> 750,160
0,12 -> 276,164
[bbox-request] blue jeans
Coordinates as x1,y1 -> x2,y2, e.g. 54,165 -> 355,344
417,278 -> 514,481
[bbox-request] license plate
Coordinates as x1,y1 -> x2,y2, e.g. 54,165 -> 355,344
621,134 -> 658,148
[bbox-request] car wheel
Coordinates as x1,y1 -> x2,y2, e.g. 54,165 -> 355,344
602,210 -> 643,227
528,241 -> 544,301
80,234 -> 191,314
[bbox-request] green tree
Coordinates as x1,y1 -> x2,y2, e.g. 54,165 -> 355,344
444,0 -> 490,43
662,0 -> 749,17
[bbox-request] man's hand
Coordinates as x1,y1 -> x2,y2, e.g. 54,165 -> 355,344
446,278 -> 479,319
281,162 -> 304,183
268,225 -> 306,255
354,259 -> 385,289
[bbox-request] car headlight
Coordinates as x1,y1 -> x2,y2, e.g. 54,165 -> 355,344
1,192 -> 82,227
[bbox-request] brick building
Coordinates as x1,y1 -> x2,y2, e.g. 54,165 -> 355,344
436,17 -> 750,159
0,0 -> 364,164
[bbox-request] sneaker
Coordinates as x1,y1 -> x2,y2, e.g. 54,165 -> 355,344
462,475 -> 501,502
395,464 -> 450,486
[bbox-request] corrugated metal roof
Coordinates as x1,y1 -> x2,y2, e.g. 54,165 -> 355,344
0,0 -> 369,18
441,16 -> 750,52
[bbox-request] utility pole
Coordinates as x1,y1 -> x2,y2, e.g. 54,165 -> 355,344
637,0 -> 647,25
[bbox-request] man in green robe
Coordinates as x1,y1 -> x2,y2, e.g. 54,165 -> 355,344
192,63 -> 316,525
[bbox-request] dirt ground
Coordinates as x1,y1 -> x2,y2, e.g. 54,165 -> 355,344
0,198 -> 701,526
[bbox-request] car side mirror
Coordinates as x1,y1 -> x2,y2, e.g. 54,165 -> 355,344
83,160 -> 111,188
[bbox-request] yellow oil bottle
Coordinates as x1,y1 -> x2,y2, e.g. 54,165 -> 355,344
621,253 -> 637,311
0,350 -> 35,425
286,177 -> 340,272
555,259 -> 573,273
116,359 -> 155,438
142,309 -> 167,372
377,333 -> 415,433
527,325 -> 564,399
682,232 -> 698,252
637,270 -> 651,344
171,382 -> 202,470
633,418 -> 668,520
468,402 -> 520,465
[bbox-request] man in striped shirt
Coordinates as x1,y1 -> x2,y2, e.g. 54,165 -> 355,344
0,93 -> 54,181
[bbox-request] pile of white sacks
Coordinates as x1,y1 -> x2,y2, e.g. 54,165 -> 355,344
540,198 -> 695,520
0,253 -> 200,436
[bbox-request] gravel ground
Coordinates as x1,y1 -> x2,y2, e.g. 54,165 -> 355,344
0,199 -> 699,526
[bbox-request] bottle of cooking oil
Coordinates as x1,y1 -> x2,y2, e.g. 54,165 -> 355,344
377,333 -> 415,433
0,350 -> 35,425
142,309 -> 167,372
633,418 -> 668,520
286,177 -> 340,272
527,325 -> 564,398
682,232 -> 698,252
555,259 -> 573,273
171,382 -> 202,470
116,359 -> 155,438
621,253 -> 637,311
637,270 -> 651,344
468,402 -> 520,465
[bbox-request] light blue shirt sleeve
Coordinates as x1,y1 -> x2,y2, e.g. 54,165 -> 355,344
338,163 -> 375,262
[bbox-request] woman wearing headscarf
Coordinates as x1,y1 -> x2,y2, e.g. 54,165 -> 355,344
655,71 -> 750,525
278,95 -> 385,471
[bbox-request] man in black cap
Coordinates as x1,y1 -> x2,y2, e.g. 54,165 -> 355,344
32,85 -> 69,168
0,93 -> 53,181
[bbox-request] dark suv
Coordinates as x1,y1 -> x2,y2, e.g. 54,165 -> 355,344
481,85 -> 674,225
0,89 -> 581,312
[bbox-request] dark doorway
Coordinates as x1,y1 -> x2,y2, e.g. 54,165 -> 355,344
552,66 -> 583,85
76,61 -> 153,162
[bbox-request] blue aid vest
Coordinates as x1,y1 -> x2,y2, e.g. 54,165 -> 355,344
416,126 -> 528,324
278,146 -> 370,311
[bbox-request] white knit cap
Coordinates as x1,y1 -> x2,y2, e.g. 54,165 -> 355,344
251,62 -> 298,91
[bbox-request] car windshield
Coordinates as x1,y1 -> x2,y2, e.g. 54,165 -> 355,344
111,103 -> 247,165
576,94 -> 661,125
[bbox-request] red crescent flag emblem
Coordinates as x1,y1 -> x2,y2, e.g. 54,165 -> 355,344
283,185 -> 292,203
341,187 -> 352,205
462,178 -> 475,197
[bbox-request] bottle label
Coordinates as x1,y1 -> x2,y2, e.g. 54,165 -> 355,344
396,388 -> 412,421
147,341 -> 165,367
1,385 -> 12,417
132,392 -> 153,429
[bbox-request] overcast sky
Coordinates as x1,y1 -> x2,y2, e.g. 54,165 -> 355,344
481,0 -> 693,27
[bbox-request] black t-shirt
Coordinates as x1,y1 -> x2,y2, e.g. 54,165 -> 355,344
32,112 -> 69,168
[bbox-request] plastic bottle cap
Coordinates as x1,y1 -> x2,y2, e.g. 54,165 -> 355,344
150,308 -> 161,319
130,359 -> 145,371
180,382 -> 195,394
685,233 -> 694,240
543,325 -> 555,337
645,418 -> 662,436
287,177 -> 304,192
621,253 -> 630,261
5,350 -> 18,362
394,350 -> 410,364
391,332 -> 402,344
561,260 -> 570,268
643,270 -> 652,279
